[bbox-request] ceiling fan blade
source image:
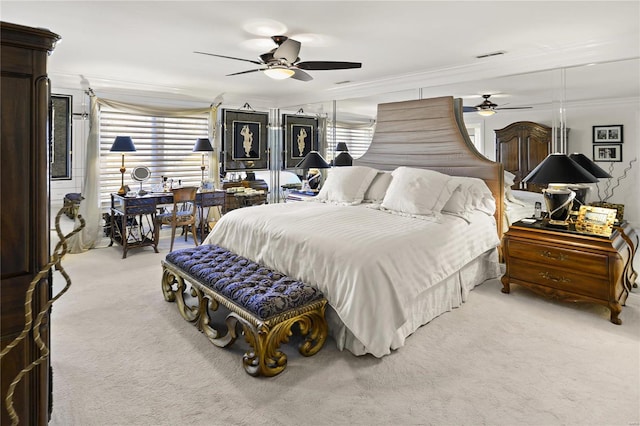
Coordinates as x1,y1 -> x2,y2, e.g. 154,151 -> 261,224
291,68 -> 313,81
226,69 -> 263,76
296,61 -> 362,70
194,51 -> 263,65
463,106 -> 478,112
495,106 -> 533,110
274,39 -> 301,63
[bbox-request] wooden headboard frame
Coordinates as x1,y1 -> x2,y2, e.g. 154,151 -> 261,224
354,96 -> 504,239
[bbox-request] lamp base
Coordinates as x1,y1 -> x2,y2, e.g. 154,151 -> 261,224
543,188 -> 575,227
117,186 -> 127,196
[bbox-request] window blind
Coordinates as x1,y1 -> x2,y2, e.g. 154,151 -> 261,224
99,109 -> 209,206
326,121 -> 375,161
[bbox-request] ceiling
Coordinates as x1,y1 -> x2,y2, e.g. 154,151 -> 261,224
2,1 -> 639,116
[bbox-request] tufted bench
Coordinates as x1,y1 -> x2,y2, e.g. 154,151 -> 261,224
161,244 -> 328,377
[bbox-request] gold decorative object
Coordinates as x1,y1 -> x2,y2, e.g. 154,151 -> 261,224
0,206 -> 85,425
161,261 -> 327,377
589,201 -> 624,222
576,205 -> 617,237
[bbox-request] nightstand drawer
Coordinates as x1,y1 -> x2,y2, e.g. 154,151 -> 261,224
507,240 -> 609,277
509,259 -> 609,300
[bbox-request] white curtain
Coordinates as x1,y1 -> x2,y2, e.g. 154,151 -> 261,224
68,95 -> 218,253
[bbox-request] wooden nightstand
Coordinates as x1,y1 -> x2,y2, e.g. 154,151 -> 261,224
501,220 -> 631,324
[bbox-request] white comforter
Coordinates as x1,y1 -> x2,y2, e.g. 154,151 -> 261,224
203,202 -> 500,357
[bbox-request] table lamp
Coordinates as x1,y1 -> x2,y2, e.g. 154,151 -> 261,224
295,151 -> 330,190
522,153 -> 598,226
110,136 -> 136,195
193,137 -> 214,185
568,152 -> 613,209
334,142 -> 353,167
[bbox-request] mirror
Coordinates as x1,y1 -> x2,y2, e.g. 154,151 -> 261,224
131,166 -> 151,195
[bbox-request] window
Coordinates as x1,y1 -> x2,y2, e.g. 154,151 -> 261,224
99,109 -> 209,206
326,120 -> 375,161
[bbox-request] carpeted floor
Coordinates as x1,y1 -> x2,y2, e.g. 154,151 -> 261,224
47,214 -> 639,426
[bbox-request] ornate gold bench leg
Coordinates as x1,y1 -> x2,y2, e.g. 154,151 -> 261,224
161,266 -> 199,323
234,305 -> 328,377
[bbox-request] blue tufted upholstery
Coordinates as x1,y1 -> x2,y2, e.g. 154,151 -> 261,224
166,245 -> 324,320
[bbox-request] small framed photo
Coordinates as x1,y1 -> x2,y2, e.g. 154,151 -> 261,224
593,144 -> 622,162
593,125 -> 623,143
283,114 -> 319,169
222,109 -> 269,171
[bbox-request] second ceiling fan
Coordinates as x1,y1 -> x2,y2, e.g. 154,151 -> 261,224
463,94 -> 532,116
195,35 -> 362,81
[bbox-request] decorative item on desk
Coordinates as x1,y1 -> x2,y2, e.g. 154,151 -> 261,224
522,153 -> 598,227
295,150 -> 330,190
110,136 -> 136,195
333,142 -> 353,167
193,137 -> 214,185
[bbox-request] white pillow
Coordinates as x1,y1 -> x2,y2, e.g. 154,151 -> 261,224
442,176 -> 496,216
380,167 -> 457,217
315,166 -> 379,205
363,171 -> 393,203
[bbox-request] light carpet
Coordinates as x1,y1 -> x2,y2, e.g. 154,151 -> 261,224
47,216 -> 639,426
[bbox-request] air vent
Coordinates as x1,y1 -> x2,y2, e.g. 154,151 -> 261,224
476,51 -> 506,59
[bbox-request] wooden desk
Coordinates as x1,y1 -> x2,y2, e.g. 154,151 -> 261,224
110,190 -> 225,258
501,220 -> 631,324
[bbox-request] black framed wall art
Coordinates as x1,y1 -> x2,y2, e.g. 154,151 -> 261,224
283,114 -> 318,169
50,94 -> 72,179
222,109 -> 269,171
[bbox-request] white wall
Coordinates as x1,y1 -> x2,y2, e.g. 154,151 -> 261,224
464,99 -> 639,226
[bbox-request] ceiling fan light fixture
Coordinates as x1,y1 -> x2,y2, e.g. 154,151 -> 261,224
477,109 -> 496,117
263,66 -> 295,80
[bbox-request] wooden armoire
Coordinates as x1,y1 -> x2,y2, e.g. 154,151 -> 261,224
495,121 -> 551,193
1,22 -> 60,425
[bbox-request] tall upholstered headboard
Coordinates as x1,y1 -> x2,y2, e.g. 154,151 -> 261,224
354,96 -> 504,239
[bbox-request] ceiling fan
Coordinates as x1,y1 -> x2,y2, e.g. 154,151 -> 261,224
195,35 -> 362,81
463,94 -> 533,116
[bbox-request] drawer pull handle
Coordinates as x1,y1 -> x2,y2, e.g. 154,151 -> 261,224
538,271 -> 570,283
539,250 -> 568,261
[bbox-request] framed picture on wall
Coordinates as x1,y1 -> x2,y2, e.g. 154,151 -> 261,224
593,144 -> 622,162
222,109 -> 269,171
50,94 -> 73,180
283,114 -> 319,169
593,125 -> 623,143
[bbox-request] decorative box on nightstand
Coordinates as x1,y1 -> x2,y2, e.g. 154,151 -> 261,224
285,189 -> 318,202
501,219 -> 633,324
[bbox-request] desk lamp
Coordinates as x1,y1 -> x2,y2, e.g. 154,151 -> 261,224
193,138 -> 214,185
110,136 -> 136,195
295,151 -> 330,190
568,152 -> 613,210
334,142 -> 353,167
522,153 -> 598,226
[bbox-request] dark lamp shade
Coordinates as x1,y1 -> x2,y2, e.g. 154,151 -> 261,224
295,151 -> 330,169
110,136 -> 136,152
522,153 -> 599,185
334,151 -> 353,166
335,142 -> 349,152
568,153 -> 612,179
193,138 -> 213,152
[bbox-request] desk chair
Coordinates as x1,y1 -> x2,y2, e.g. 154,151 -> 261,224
154,186 -> 198,252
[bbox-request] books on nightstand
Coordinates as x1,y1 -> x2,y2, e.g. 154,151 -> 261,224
286,189 -> 318,202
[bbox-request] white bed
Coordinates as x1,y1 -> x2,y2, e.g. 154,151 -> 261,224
204,97 -> 505,357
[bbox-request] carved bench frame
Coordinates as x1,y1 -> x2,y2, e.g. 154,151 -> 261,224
161,260 -> 328,377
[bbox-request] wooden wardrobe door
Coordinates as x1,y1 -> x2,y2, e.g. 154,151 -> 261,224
495,121 -> 552,192
1,21 -> 59,426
